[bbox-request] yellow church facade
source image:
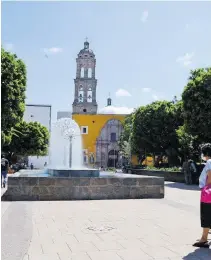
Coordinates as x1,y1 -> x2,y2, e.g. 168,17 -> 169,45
73,114 -> 129,167
72,114 -> 125,153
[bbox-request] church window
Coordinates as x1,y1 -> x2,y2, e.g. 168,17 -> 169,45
111,133 -> 116,142
88,68 -> 92,78
80,67 -> 84,78
81,126 -> 88,134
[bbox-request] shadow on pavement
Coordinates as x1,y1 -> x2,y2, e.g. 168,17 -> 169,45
165,182 -> 200,191
183,247 -> 211,259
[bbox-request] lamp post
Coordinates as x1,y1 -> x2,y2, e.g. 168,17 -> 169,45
69,136 -> 73,168
129,125 -> 132,166
129,139 -> 132,166
114,148 -> 115,168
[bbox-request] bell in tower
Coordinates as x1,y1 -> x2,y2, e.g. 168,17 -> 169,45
72,39 -> 98,115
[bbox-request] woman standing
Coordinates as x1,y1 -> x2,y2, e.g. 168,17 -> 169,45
193,143 -> 211,248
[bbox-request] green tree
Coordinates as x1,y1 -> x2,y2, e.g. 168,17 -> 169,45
119,113 -> 134,150
176,125 -> 199,161
1,47 -> 27,138
131,101 -> 183,165
1,47 -> 50,157
4,121 -> 50,156
1,127 -> 23,148
182,68 -> 211,143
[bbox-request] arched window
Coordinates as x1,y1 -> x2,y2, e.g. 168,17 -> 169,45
87,87 -> 92,103
88,68 -> 92,78
79,86 -> 84,102
80,67 -> 84,78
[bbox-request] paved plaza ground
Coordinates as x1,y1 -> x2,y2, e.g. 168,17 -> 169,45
1,182 -> 211,260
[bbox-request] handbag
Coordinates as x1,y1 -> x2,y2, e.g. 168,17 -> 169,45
201,183 -> 211,203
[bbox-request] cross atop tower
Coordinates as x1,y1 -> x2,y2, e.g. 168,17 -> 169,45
84,37 -> 89,49
107,93 -> 112,106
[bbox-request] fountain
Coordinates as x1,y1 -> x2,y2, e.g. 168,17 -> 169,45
47,118 -> 99,177
3,118 -> 164,201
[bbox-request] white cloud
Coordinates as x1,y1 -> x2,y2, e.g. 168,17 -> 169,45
99,106 -> 134,115
141,10 -> 149,23
115,88 -> 131,97
151,93 -> 166,101
142,87 -> 152,93
152,95 -> 159,101
43,47 -> 63,54
4,43 -> 14,51
176,52 -> 194,67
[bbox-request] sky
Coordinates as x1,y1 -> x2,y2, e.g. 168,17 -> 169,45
2,1 -> 211,120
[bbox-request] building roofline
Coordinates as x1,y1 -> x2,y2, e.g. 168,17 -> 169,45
26,104 -> 52,108
97,114 -> 128,116
57,111 -> 72,113
73,113 -> 128,116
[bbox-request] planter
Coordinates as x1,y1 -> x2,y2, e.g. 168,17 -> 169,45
131,169 -> 185,183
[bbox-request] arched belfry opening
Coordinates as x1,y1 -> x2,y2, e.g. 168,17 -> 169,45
88,68 -> 92,78
78,86 -> 84,102
72,39 -> 98,114
80,67 -> 84,78
87,87 -> 92,103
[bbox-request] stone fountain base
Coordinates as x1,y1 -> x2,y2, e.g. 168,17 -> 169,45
2,172 -> 164,201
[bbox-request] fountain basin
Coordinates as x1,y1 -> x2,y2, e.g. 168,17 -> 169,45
2,172 -> 164,201
48,168 -> 100,177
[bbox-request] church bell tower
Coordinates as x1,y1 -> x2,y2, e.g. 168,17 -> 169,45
72,40 -> 98,114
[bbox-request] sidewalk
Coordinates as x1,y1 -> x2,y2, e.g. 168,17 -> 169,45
1,182 -> 211,260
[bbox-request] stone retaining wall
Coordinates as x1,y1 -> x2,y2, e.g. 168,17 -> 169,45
130,169 -> 185,183
3,175 -> 164,201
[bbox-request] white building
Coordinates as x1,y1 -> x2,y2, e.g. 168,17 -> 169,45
23,104 -> 52,169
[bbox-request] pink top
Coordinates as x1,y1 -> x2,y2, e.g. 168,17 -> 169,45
201,182 -> 211,204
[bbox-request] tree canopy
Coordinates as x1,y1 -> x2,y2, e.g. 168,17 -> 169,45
118,68 -> 211,166
131,101 -> 183,157
182,68 -> 211,143
176,125 -> 199,160
4,121 -> 49,156
119,114 -> 133,148
1,47 -> 50,157
1,47 -> 27,134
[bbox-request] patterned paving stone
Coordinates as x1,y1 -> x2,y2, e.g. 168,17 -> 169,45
87,251 -> 122,260
66,241 -> 98,253
28,254 -> 60,260
116,248 -> 153,260
1,182 -> 211,260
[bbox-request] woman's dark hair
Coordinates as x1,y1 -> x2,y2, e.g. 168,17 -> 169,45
201,143 -> 211,157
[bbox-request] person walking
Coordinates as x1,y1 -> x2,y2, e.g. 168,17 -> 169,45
1,155 -> 9,188
193,143 -> 211,248
30,163 -> 34,170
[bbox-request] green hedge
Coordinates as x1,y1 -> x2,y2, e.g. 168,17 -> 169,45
144,166 -> 182,172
